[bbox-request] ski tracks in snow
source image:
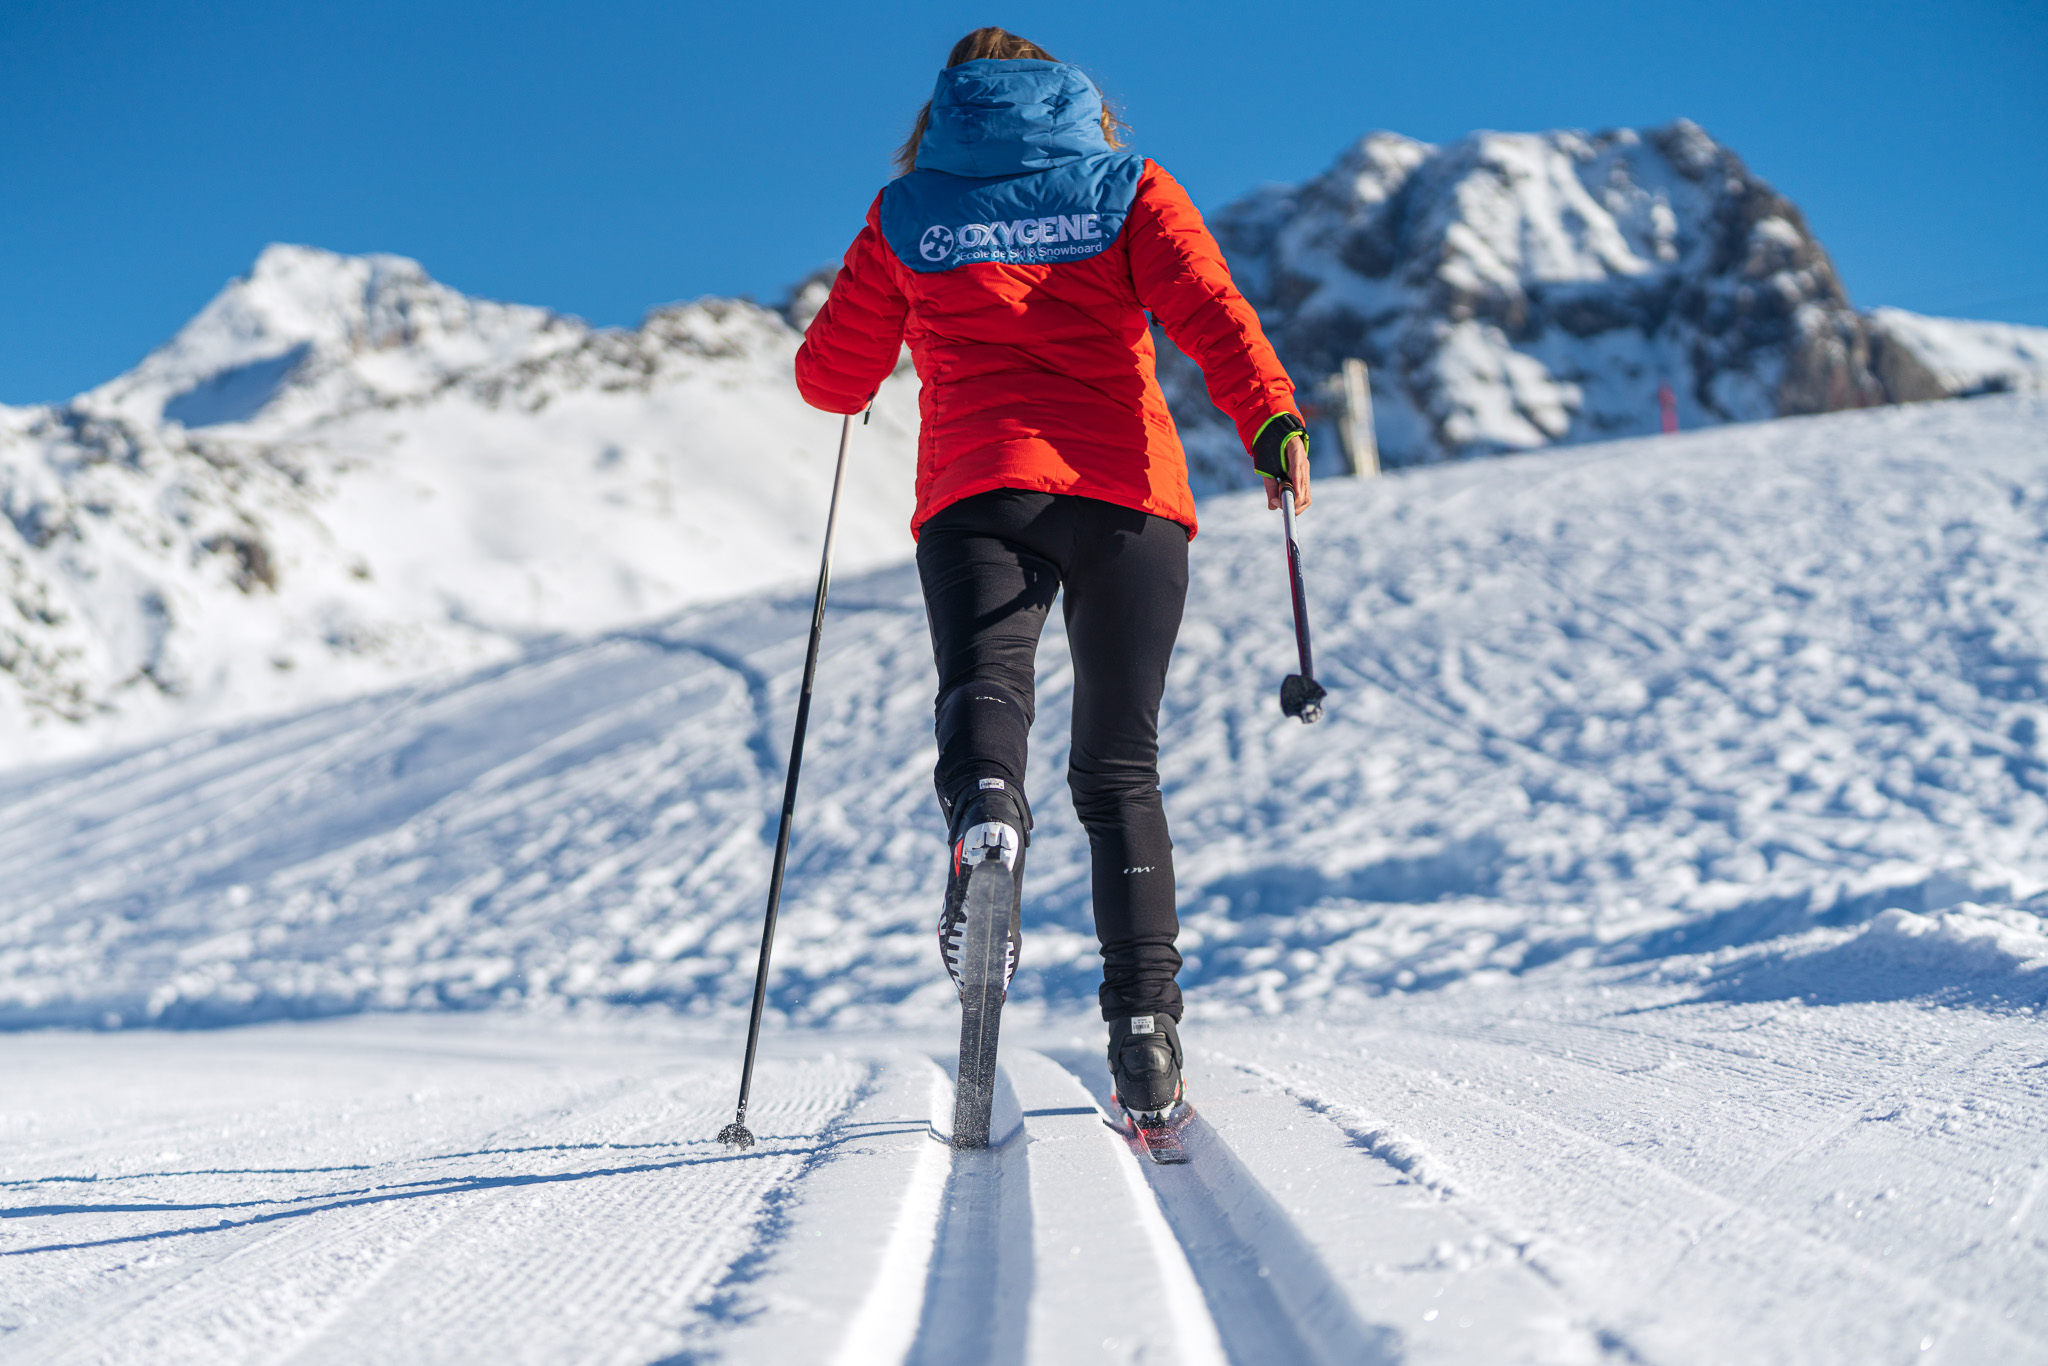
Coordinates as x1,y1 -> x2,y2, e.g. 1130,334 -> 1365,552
0,1020 -> 871,1365
709,1039 -> 1595,1366
628,1002 -> 2048,1366
1,1021 -> 1592,1365
7,1001 -> 2042,1363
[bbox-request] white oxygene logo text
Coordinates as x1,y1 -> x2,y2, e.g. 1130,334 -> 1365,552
954,213 -> 1103,250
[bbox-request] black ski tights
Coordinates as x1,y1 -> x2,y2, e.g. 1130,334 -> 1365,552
916,489 -> 1188,1021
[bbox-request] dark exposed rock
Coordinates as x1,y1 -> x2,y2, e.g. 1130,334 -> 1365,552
202,531 -> 277,594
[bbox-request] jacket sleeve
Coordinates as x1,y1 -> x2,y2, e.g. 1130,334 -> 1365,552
795,195 -> 909,415
1124,161 -> 1299,457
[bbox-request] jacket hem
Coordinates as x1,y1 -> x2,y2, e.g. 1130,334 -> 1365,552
912,474 -> 1198,541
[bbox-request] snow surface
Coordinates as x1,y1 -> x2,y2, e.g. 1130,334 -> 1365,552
5,990 -> 2043,1362
4,334 -> 2047,1362
6,394 -> 2044,1032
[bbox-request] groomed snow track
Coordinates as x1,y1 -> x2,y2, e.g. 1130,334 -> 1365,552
0,1020 -> 1596,1365
700,1043 -> 1470,1366
7,1006 -> 2043,1363
633,1041 -> 1621,1366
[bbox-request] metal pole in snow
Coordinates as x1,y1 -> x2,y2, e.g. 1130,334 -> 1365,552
1659,383 -> 1679,434
719,411 -> 857,1150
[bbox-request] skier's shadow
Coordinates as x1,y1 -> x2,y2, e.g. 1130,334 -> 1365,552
0,1142 -> 811,1259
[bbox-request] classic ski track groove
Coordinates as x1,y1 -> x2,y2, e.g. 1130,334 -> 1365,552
1047,1049 -> 1396,1366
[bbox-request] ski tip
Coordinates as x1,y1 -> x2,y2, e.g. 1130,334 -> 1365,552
716,1121 -> 755,1150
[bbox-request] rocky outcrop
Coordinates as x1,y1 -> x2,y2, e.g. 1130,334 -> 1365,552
1864,307 -> 2048,401
1161,120 -> 1914,476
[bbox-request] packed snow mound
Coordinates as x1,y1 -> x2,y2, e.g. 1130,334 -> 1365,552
0,246 -> 920,764
1866,307 -> 2048,401
1685,902 -> 2048,1011
1164,120 -> 1921,475
3,395 -> 2044,1029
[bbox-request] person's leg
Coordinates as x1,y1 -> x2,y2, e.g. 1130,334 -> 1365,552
1059,499 -> 1189,1024
917,490 -> 1072,1019
914,489 -> 1069,828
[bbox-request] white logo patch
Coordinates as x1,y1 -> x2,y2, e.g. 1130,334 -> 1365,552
978,778 -> 1006,790
1129,1016 -> 1155,1035
919,224 -> 955,262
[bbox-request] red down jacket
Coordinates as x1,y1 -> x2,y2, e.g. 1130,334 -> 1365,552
794,62 -> 1297,539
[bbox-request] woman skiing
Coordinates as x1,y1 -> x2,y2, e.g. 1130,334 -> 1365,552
795,27 -> 1309,1128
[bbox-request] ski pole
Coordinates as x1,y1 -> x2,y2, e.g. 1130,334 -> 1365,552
719,410 -> 858,1150
1276,477 -> 1326,725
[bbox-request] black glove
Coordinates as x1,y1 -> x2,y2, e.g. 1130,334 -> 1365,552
1250,412 -> 1308,483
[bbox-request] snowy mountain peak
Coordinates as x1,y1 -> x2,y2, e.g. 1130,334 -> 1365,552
90,244 -> 580,430
0,247 -> 920,761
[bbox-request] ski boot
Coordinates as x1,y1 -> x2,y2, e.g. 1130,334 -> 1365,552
940,780 -> 1027,1148
1109,1012 -> 1185,1122
937,781 -> 1026,998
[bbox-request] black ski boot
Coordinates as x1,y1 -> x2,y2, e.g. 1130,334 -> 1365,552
1109,1012 -> 1185,1123
940,780 -> 1027,1148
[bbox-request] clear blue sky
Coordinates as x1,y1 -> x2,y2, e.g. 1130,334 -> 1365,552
3,0 -> 2043,404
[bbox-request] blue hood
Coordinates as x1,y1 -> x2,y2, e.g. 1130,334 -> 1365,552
915,59 -> 1110,177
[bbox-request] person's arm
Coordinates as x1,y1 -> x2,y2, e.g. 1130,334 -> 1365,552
795,195 -> 910,415
1124,161 -> 1311,511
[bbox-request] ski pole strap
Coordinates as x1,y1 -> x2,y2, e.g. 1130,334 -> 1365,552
1251,412 -> 1308,482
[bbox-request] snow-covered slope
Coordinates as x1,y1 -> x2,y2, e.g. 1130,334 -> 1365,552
4,395 -> 2043,1030
0,246 -> 919,764
1165,120 -> 1935,474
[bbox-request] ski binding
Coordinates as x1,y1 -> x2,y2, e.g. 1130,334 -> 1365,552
1119,1103 -> 1194,1165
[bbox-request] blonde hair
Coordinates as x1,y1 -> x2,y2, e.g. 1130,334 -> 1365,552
894,27 -> 1127,175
